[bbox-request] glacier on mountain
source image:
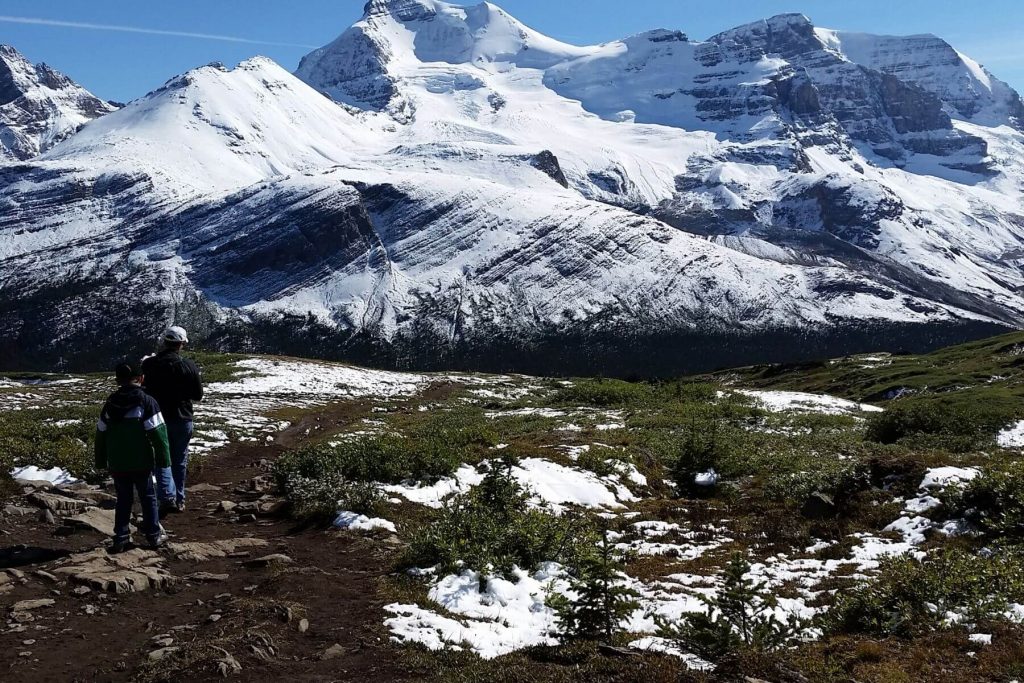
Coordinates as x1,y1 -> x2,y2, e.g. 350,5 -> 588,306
1,1 -> 1022,374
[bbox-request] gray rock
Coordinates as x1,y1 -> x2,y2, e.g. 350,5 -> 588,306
27,491 -> 90,513
801,491 -> 837,519
217,500 -> 237,513
51,548 -> 174,593
321,643 -> 347,660
64,508 -> 120,536
11,598 -> 55,611
148,646 -> 179,661
168,538 -> 268,562
186,572 -> 230,583
243,554 -> 293,568
3,504 -> 37,516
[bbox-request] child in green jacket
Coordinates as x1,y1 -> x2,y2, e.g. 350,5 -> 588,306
95,362 -> 172,552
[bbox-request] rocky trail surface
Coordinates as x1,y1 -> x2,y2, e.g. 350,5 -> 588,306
1,400 -> 417,682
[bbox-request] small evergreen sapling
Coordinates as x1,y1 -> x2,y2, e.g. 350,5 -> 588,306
549,530 -> 640,642
654,552 -> 802,660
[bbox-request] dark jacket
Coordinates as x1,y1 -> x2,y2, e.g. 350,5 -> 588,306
142,350 -> 204,422
95,385 -> 171,473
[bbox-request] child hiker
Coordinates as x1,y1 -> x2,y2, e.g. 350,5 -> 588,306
95,361 -> 171,552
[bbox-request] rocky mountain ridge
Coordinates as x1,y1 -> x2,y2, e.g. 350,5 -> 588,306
1,2 -> 1022,374
0,45 -> 116,161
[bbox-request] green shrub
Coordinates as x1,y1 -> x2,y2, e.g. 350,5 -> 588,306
654,552 -> 803,660
282,473 -> 383,522
762,460 -> 870,508
575,446 -> 631,478
548,532 -> 640,642
274,409 -> 497,488
944,462 -> 1024,539
866,400 -> 1014,451
551,379 -> 653,407
403,463 -> 597,576
0,405 -> 99,484
823,549 -> 1024,637
671,423 -> 740,493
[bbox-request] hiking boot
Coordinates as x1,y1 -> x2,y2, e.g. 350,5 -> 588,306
175,501 -> 186,513
109,539 -> 130,554
148,531 -> 169,549
159,501 -> 177,516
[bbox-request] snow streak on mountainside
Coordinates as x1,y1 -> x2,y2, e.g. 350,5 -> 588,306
0,45 -> 116,161
1,1 -> 1022,373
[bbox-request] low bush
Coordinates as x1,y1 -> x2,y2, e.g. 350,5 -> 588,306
403,463 -> 597,576
575,446 -> 631,479
274,408 -> 497,488
0,405 -> 99,484
762,460 -> 871,509
551,379 -> 653,407
866,400 -> 1014,451
823,549 -> 1024,637
282,473 -> 383,522
943,462 -> 1024,540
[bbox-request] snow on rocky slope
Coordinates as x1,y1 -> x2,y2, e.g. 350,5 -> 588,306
1,1 -> 1022,373
0,45 -> 116,161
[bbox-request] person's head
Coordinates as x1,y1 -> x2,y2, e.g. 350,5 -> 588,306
160,326 -> 189,352
114,361 -> 143,386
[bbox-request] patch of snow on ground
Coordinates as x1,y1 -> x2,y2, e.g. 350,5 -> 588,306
920,466 -> 980,489
737,389 -> 882,415
333,510 -> 397,533
381,464 -> 484,508
998,420 -> 1024,448
384,563 -> 566,659
210,358 -> 428,399
511,458 -> 626,512
10,465 -> 79,485
628,637 -> 714,670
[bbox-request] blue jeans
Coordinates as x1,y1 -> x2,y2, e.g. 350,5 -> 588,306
154,420 -> 193,506
113,471 -> 160,544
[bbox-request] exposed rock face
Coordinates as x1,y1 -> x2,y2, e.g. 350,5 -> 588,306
0,45 -> 116,160
52,548 -> 174,593
2,6 -> 1024,376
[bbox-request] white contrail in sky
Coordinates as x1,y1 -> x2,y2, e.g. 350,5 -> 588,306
0,15 -> 318,49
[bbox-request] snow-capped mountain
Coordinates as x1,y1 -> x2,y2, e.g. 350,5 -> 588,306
0,45 -> 116,161
2,1 -> 1022,374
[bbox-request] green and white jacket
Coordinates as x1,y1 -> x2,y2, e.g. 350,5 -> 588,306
95,385 -> 172,473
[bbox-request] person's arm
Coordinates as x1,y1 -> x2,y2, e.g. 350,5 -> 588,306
189,360 -> 204,403
94,410 -> 108,470
143,400 -> 171,468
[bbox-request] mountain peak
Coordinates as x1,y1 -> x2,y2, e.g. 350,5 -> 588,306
363,0 -> 438,20
0,43 -> 116,160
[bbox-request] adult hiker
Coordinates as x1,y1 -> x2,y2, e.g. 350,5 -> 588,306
95,361 -> 171,552
143,326 -> 204,513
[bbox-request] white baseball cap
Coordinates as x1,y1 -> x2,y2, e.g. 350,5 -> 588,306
162,326 -> 189,343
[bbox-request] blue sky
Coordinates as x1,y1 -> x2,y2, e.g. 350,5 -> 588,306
2,0 -> 1023,102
